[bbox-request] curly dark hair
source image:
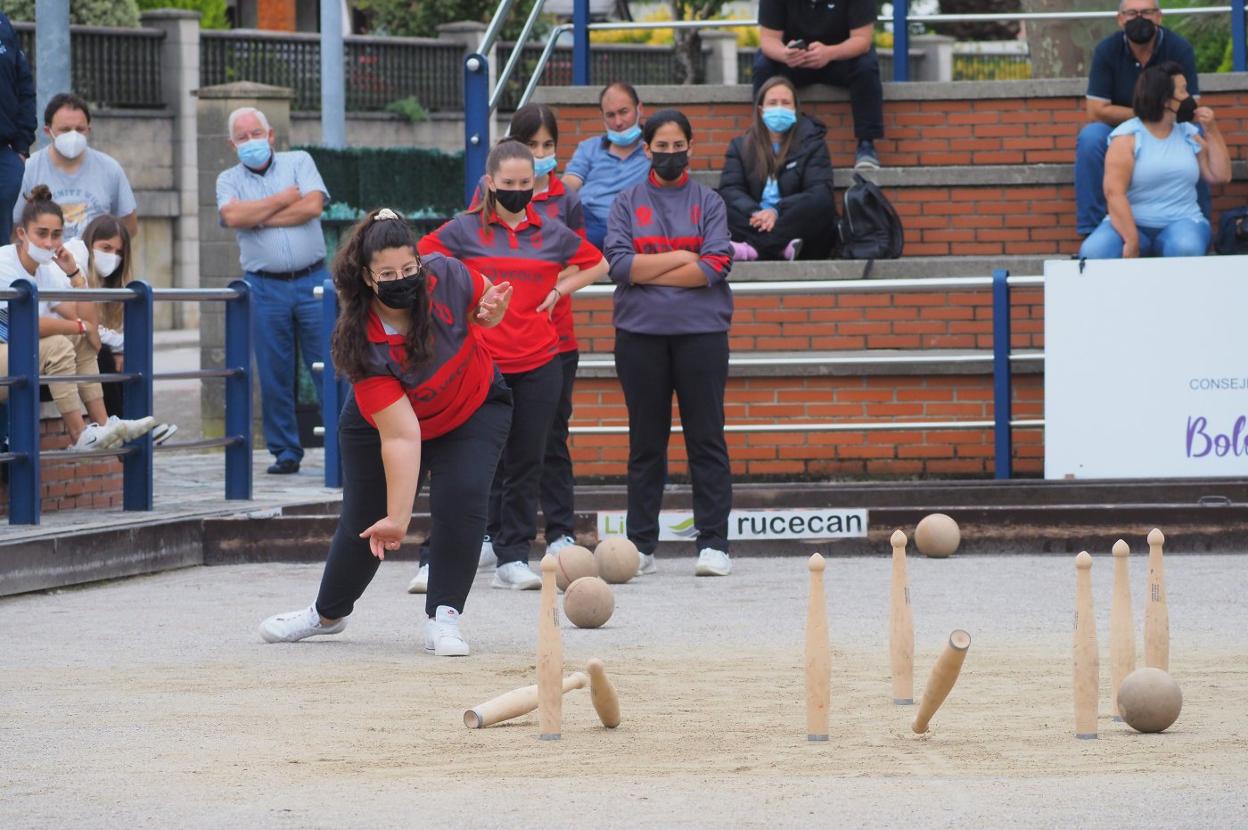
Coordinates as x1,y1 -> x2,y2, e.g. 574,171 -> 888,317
330,209 -> 434,384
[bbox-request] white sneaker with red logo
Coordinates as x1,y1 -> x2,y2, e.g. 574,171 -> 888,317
423,605 -> 469,656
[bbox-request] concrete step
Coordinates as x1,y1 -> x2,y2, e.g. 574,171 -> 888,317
573,349 -> 1044,379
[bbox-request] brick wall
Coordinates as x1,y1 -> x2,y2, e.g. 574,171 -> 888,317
0,417 -> 124,517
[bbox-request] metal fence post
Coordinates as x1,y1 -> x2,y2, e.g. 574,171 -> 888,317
8,279 -> 41,524
320,278 -> 343,489
1234,0 -> 1247,72
224,280 -> 253,500
464,52 -> 491,205
573,0 -> 591,86
320,0 -> 347,147
991,268 -> 1013,480
892,0 -> 910,82
121,281 -> 154,511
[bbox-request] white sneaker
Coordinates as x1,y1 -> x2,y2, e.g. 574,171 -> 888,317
695,547 -> 732,577
407,563 -> 429,594
151,422 -> 178,445
106,414 -> 157,442
546,534 -> 576,556
479,535 -> 497,570
424,605 -> 469,656
72,420 -> 123,451
492,560 -> 542,590
259,605 -> 347,643
636,552 -> 657,576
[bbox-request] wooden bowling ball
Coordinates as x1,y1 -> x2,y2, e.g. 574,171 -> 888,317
1118,667 -> 1183,733
554,545 -> 597,592
563,577 -> 615,629
915,513 -> 961,558
594,537 -> 640,584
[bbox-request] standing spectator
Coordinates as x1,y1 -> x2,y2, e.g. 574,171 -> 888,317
563,82 -> 651,249
216,106 -> 328,475
719,77 -> 837,262
12,94 -> 138,241
604,110 -> 735,579
0,10 -> 36,244
752,0 -> 884,170
1076,0 -> 1203,236
1078,63 -> 1230,259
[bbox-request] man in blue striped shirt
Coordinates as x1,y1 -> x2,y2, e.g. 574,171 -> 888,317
216,107 -> 328,475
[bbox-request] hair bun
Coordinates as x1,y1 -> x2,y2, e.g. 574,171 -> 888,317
374,208 -> 400,221
28,184 -> 54,203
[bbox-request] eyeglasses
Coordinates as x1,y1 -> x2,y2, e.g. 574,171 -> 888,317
370,263 -> 422,282
1120,8 -> 1161,18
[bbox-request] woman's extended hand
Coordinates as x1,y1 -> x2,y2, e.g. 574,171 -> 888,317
476,280 -> 512,326
536,287 -> 561,317
359,515 -> 408,560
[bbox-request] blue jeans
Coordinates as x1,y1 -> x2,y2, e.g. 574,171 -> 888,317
1075,122 -> 1212,235
1078,217 -> 1210,259
585,210 -> 608,250
0,148 -> 25,243
244,268 -> 325,464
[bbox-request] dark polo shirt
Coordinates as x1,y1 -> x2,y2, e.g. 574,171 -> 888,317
1086,28 -> 1199,106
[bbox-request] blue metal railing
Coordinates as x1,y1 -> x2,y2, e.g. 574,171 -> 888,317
0,279 -> 253,525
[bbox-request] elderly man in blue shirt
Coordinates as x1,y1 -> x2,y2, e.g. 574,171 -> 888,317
563,82 -> 652,249
217,106 -> 328,475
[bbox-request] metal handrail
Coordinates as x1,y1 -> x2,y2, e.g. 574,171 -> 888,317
479,0 -> 523,55
570,418 -> 1045,435
490,0 -> 550,112
575,275 -> 1044,298
577,352 -> 1044,370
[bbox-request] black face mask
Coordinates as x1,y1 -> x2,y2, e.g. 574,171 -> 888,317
495,188 -> 533,214
1124,16 -> 1156,44
375,274 -> 424,309
651,150 -> 689,181
1173,96 -> 1197,123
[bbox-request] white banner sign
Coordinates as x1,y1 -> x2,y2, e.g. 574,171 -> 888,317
597,508 -> 868,541
1044,256 -> 1248,479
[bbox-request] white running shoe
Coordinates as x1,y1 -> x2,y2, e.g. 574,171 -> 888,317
545,534 -> 576,557
106,414 -> 157,442
694,547 -> 732,577
479,535 -> 497,570
636,552 -> 657,576
424,605 -> 470,656
72,420 -> 124,451
407,563 -> 429,594
492,560 -> 542,590
259,605 -> 347,643
151,422 -> 178,445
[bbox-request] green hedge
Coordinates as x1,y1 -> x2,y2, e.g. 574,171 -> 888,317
296,145 -> 465,219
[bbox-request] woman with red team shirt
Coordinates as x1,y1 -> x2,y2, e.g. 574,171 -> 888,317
259,208 -> 513,656
419,139 -> 607,590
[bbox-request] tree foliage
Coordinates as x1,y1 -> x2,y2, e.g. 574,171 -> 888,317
354,0 -> 544,40
136,0 -> 230,30
6,0 -> 140,27
932,0 -> 1021,41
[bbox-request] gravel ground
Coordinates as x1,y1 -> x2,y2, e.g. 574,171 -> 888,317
2,553 -> 1245,828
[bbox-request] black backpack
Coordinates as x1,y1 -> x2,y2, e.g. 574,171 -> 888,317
837,173 -> 904,261
1216,206 -> 1248,255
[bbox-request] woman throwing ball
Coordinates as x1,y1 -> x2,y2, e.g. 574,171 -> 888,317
259,208 -> 513,655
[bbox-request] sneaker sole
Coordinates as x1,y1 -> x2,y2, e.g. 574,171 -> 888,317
407,580 -> 427,594
258,624 -> 346,643
490,576 -> 541,590
854,160 -> 880,171
424,642 -> 470,657
694,563 -> 731,577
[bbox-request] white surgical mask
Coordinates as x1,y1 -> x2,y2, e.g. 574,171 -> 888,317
26,242 -> 56,265
93,249 -> 120,278
53,130 -> 88,160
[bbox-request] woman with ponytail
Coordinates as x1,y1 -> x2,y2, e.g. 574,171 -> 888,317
260,208 -> 514,656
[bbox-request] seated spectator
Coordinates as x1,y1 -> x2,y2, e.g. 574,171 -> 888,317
753,0 -> 883,170
1079,63 -> 1230,259
0,185 -> 154,449
12,93 -> 138,240
719,77 -> 836,262
74,214 -> 177,443
563,82 -> 651,248
1076,1 -> 1205,236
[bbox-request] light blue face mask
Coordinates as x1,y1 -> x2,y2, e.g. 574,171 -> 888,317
761,107 -> 797,134
534,154 -> 558,176
606,123 -> 642,146
237,138 -> 272,169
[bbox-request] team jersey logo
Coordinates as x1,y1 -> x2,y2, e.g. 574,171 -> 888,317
635,205 -> 653,226
690,204 -> 702,225
546,203 -> 560,219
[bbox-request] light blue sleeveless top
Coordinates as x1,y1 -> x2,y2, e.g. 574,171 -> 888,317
1109,117 -> 1205,227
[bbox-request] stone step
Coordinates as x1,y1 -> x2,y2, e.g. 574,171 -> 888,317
573,349 -> 1043,379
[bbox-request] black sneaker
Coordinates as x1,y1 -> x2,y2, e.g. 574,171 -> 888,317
854,140 -> 880,170
267,458 -> 300,475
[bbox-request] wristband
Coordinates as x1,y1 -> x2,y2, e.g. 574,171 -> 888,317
77,319 -> 86,334
550,286 -> 563,299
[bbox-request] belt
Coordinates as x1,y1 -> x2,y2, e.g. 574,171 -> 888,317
252,259 -> 325,281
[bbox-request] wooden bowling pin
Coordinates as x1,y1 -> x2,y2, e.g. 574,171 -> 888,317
911,629 -> 971,734
889,530 -> 914,705
538,553 -> 563,740
464,673 -> 588,729
1073,551 -> 1099,739
586,658 -> 621,729
805,553 -> 831,741
1144,528 -> 1169,671
1109,539 -> 1135,721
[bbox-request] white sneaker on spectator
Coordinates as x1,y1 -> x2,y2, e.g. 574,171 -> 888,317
479,535 -> 497,570
151,422 -> 178,446
259,605 -> 346,643
106,414 -> 157,442
424,605 -> 470,656
492,560 -> 542,590
545,534 -> 576,557
407,563 -> 429,594
636,553 -> 657,576
694,547 -> 732,577
72,420 -> 123,451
